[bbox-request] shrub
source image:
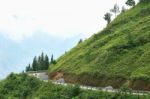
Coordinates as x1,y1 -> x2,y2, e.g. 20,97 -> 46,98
140,0 -> 150,3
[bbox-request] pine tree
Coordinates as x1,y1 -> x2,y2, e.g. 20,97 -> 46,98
41,52 -> 45,70
32,56 -> 37,71
26,64 -> 31,72
51,54 -> 54,64
45,55 -> 49,70
41,52 -> 45,62
28,64 -> 31,71
25,66 -> 29,72
37,55 -> 42,70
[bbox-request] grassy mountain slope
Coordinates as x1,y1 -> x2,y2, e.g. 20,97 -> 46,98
49,2 -> 150,90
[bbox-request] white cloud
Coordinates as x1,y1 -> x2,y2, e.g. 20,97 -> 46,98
0,0 -> 138,42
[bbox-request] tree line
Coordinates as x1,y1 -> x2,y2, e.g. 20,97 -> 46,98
26,52 -> 56,72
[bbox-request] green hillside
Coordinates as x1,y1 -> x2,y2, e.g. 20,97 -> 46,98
1,73 -> 149,99
49,1 -> 150,90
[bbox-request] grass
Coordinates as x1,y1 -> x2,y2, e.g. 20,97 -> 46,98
49,2 -> 150,90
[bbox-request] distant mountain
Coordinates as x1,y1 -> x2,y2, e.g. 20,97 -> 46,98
49,1 -> 150,91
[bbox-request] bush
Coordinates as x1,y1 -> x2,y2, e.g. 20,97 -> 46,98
61,84 -> 80,98
140,0 -> 149,3
0,73 -> 42,99
0,94 -> 5,99
1,74 -> 150,98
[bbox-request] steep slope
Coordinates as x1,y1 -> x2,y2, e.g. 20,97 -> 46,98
49,1 -> 150,90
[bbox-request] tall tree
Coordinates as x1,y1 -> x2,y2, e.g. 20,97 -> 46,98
28,64 -> 31,71
37,55 -> 42,70
32,56 -> 38,71
110,4 -> 120,17
104,12 -> 112,25
126,0 -> 135,7
45,55 -> 49,70
51,54 -> 54,64
40,52 -> 45,70
26,65 -> 29,72
41,52 -> 44,61
26,64 -> 31,72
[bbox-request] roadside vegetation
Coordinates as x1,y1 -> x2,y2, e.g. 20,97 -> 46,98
0,74 -> 150,99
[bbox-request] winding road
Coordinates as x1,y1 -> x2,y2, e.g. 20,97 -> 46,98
44,80 -> 150,96
28,71 -> 150,96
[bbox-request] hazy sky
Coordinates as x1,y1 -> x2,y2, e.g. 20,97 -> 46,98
0,0 -> 139,79
0,0 -> 137,42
